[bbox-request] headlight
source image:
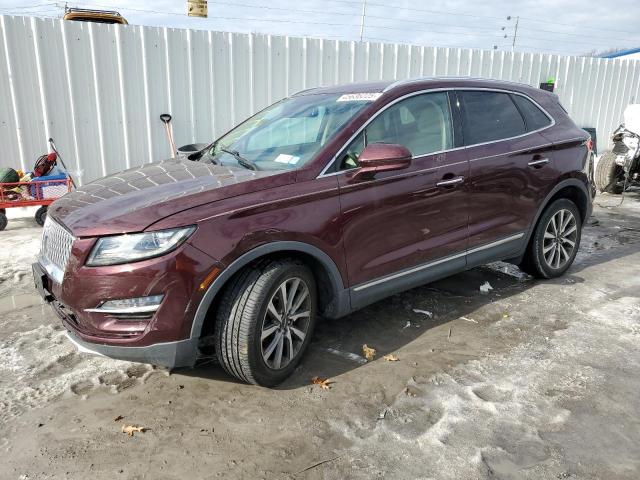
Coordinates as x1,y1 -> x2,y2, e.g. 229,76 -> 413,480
87,226 -> 196,266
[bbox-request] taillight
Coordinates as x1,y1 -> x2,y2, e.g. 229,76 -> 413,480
586,137 -> 593,151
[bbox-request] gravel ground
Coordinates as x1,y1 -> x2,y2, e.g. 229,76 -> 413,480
0,193 -> 639,479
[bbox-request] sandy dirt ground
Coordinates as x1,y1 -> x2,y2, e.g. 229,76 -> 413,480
1,193 -> 640,480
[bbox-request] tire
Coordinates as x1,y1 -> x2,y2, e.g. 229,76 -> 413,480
215,259 -> 317,387
519,198 -> 582,279
35,206 -> 47,226
595,151 -> 624,194
0,212 -> 7,231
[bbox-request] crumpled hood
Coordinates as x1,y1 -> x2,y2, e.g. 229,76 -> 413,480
49,159 -> 286,237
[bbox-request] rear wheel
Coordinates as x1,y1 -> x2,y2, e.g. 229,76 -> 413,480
595,151 -> 624,194
519,199 -> 582,279
215,259 -> 317,387
0,212 -> 7,231
35,206 -> 47,226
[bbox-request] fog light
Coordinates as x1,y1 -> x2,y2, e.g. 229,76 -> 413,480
85,295 -> 164,314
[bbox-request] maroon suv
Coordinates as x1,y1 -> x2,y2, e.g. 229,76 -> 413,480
33,78 -> 594,386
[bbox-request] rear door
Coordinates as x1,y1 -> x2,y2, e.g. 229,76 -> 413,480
457,90 -> 556,265
332,91 -> 469,308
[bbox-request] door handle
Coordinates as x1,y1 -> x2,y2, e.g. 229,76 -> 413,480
436,176 -> 464,187
528,157 -> 549,168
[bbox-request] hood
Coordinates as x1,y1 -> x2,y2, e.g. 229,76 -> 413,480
49,159 -> 288,237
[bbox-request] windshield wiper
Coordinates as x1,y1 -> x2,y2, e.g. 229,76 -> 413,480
220,147 -> 259,171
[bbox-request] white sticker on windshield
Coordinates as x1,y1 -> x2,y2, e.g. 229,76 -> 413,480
274,154 -> 300,165
336,93 -> 382,102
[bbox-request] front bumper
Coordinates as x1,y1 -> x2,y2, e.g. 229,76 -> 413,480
65,329 -> 198,368
32,238 -> 220,368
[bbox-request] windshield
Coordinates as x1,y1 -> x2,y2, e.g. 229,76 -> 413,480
208,93 -> 375,170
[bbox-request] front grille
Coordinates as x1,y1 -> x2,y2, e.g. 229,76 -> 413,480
39,217 -> 74,283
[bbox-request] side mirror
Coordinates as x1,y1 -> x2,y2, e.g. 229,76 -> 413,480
352,143 -> 412,181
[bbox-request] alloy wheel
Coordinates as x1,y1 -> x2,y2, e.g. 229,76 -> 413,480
260,276 -> 311,370
542,208 -> 577,269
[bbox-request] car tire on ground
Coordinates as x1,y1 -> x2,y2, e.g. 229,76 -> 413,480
215,259 -> 317,387
519,198 -> 582,279
0,212 -> 7,231
595,151 -> 624,194
35,206 -> 47,227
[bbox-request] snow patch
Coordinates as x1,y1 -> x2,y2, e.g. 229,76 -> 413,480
327,279 -> 640,479
0,217 -> 41,295
479,281 -> 493,294
0,323 -> 158,423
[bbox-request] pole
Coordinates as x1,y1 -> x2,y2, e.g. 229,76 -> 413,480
359,0 -> 367,42
512,16 -> 519,52
48,138 -> 77,189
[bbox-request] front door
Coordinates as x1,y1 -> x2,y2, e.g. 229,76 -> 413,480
333,91 -> 470,309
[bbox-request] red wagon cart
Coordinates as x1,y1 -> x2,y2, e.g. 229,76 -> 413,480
0,176 -> 73,231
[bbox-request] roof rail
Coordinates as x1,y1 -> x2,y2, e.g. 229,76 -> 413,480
383,76 -> 532,92
292,87 -> 320,96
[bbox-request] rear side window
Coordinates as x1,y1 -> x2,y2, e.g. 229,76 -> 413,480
459,91 -> 525,145
511,94 -> 552,131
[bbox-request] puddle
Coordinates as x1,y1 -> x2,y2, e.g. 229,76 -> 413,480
0,292 -> 44,314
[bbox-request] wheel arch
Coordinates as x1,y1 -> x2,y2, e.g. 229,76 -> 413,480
190,241 -> 349,341
513,178 -> 591,262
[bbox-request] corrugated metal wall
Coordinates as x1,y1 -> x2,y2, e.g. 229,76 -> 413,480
1,15 -> 639,184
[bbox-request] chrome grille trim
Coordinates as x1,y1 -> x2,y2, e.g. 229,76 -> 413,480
39,217 -> 74,284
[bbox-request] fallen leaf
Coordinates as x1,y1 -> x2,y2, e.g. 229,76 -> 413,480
362,344 -> 376,361
122,425 -> 146,436
311,376 -> 333,390
113,415 -> 124,422
383,354 -> 400,362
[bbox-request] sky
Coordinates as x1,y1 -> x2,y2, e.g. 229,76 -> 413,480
1,0 -> 639,56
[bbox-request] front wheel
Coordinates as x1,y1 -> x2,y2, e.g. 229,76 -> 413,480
595,151 -> 625,194
0,212 -> 7,231
519,199 -> 582,279
215,259 -> 317,387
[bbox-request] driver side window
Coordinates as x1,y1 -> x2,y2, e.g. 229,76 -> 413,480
337,91 -> 453,171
